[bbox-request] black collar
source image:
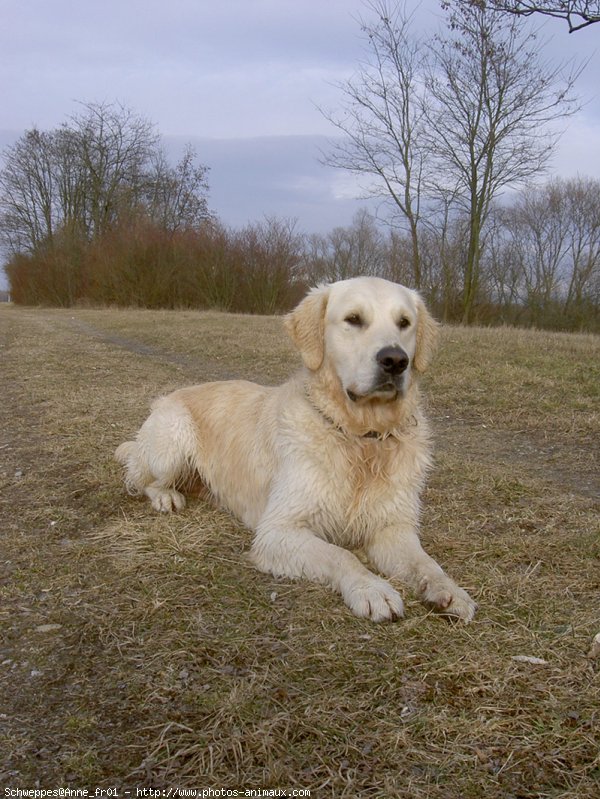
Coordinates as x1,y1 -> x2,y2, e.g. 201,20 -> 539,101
361,428 -> 388,440
324,414 -> 389,440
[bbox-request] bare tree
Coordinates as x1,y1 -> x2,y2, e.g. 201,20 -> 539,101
560,177 -> 600,320
146,143 -> 211,233
0,129 -> 56,252
511,184 -> 569,324
484,209 -> 524,321
425,1 -> 580,322
71,101 -> 159,238
321,0 -> 428,288
460,1 -> 600,33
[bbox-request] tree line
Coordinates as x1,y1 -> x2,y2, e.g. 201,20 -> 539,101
5,189 -> 599,331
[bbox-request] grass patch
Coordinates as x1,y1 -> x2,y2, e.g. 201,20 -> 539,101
0,305 -> 598,796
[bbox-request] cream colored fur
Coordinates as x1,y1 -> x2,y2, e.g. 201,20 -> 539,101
116,277 -> 476,622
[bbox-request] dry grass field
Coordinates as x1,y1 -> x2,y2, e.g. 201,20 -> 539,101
1,304 -> 598,797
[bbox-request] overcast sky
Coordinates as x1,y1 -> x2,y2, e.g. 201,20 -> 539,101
1,0 -> 600,237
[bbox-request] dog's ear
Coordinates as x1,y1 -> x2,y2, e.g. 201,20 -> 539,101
284,284 -> 330,371
413,295 -> 439,374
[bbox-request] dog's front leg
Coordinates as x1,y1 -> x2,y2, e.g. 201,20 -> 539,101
366,526 -> 477,622
250,523 -> 405,622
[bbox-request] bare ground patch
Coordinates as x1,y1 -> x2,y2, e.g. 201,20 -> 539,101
1,306 -> 598,796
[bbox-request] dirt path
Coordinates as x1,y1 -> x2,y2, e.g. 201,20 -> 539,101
67,317 -> 247,381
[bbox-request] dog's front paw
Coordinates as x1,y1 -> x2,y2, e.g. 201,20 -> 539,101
419,575 -> 477,622
147,487 -> 186,513
342,576 -> 405,622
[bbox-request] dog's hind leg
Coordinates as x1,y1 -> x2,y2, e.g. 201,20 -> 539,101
116,397 -> 197,513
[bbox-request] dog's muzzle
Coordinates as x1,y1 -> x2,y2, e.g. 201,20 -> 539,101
347,346 -> 409,403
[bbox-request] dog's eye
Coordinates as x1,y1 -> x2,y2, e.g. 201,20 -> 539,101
345,313 -> 364,327
398,316 -> 411,330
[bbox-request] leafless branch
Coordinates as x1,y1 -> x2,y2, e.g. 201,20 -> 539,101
457,1 -> 600,33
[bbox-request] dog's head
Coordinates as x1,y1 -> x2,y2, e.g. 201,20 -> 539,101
285,277 -> 438,404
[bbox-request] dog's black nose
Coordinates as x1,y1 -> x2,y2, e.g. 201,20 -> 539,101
376,346 -> 409,375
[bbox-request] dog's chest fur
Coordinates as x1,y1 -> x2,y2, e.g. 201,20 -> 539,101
278,420 -> 432,547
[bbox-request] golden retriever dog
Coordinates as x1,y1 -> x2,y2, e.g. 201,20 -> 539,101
116,277 -> 476,622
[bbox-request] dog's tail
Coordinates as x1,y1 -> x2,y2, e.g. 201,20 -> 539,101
115,440 -> 151,496
115,440 -> 135,465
